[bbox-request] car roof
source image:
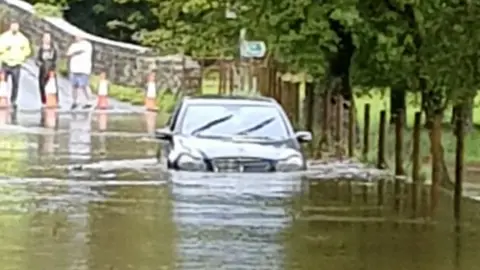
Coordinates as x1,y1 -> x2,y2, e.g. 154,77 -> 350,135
183,94 -> 276,106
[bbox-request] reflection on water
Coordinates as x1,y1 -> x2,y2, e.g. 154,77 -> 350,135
0,113 -> 480,269
68,112 -> 92,162
0,179 -> 174,270
171,173 -> 300,269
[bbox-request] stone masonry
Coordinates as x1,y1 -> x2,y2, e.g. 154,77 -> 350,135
0,0 -> 201,94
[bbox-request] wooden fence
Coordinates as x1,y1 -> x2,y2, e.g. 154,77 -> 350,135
307,95 -> 466,224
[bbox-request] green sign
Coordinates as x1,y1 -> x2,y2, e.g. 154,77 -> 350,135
240,41 -> 266,58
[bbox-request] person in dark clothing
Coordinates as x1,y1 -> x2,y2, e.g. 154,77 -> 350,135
36,32 -> 58,106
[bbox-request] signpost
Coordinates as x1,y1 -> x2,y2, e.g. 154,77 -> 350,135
240,41 -> 267,58
226,9 -> 267,93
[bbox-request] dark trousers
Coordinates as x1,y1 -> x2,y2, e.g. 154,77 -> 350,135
2,64 -> 21,105
38,66 -> 58,104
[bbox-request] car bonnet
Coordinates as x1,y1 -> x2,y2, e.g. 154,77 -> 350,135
175,136 -> 300,160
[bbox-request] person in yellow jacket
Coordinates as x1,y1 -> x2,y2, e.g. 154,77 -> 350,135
0,21 -> 31,109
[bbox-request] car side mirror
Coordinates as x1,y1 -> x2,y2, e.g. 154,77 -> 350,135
155,127 -> 173,141
295,131 -> 312,143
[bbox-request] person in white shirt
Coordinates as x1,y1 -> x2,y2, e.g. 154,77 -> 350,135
66,35 -> 93,109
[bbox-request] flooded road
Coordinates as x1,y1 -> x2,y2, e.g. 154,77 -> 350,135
1,110 -> 480,270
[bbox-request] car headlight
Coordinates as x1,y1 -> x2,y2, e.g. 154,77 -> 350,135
275,155 -> 304,172
176,153 -> 207,171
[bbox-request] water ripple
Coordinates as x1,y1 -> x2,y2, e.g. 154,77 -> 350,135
170,173 -> 299,270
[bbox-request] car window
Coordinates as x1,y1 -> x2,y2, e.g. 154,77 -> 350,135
179,103 -> 290,139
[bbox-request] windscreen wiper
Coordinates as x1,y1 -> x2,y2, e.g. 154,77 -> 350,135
191,114 -> 233,135
235,117 -> 275,135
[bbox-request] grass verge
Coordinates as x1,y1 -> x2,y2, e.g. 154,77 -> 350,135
88,75 -> 177,113
57,60 -> 177,113
355,91 -> 480,165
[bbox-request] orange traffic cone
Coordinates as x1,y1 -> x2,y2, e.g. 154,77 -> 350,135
97,110 -> 108,131
96,72 -> 109,109
45,71 -> 58,108
144,111 -> 156,134
145,72 -> 158,111
0,72 -> 9,109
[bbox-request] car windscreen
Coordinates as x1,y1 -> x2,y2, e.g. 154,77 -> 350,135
179,103 -> 290,140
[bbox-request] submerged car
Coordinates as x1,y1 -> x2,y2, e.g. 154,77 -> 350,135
154,95 -> 312,172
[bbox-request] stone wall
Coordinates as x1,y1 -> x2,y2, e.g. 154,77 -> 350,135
0,0 -> 200,94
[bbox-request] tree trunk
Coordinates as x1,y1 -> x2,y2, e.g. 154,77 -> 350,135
307,16 -> 357,156
428,112 -> 443,215
327,16 -> 357,142
390,87 -> 406,124
303,82 -> 315,132
422,89 -> 443,129
451,95 -> 474,132
309,76 -> 356,147
464,98 -> 473,131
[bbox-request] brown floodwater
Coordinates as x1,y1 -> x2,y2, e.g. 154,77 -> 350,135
0,111 -> 480,270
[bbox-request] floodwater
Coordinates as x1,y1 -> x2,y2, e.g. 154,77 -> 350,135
1,110 -> 480,270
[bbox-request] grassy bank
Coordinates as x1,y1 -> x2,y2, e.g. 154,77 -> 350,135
87,75 -> 177,113
355,91 -> 480,165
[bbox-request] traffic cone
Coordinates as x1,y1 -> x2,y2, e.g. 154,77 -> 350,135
96,72 -> 109,109
97,110 -> 108,131
45,71 -> 58,108
0,72 -> 9,109
145,72 -> 158,111
144,111 -> 156,134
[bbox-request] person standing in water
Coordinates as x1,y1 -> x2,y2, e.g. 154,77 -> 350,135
0,21 -> 31,109
36,32 -> 58,106
66,35 -> 93,109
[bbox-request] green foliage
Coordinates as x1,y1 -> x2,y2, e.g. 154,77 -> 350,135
28,0 -> 480,115
353,0 -> 480,110
29,0 -> 68,6
70,0 -> 158,43
32,3 -> 63,18
237,0 -> 341,75
130,0 -> 239,56
27,0 -> 158,43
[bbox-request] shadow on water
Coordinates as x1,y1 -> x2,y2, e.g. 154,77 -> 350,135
0,111 -> 480,269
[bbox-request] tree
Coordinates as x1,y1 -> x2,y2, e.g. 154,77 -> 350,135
30,0 -> 480,130
121,0 -> 241,56
28,0 -> 159,43
354,0 -> 480,128
353,1 -> 416,123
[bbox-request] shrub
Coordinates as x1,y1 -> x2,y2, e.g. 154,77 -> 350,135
33,3 -> 63,18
